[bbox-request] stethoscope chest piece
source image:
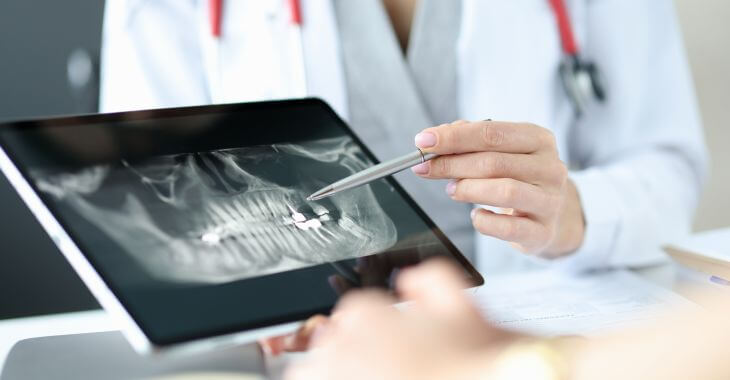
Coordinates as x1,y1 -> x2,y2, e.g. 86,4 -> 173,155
549,0 -> 607,117
559,56 -> 607,117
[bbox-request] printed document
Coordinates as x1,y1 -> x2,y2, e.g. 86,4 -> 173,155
471,270 -> 698,337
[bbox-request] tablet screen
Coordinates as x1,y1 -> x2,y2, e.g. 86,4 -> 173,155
0,99 -> 481,346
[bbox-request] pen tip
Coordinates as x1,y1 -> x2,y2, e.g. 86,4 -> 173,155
307,186 -> 332,202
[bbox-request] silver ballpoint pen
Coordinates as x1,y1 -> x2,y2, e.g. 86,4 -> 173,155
307,149 -> 438,201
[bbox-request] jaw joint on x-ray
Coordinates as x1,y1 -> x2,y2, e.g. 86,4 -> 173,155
34,137 -> 398,284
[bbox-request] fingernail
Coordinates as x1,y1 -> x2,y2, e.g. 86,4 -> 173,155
470,208 -> 478,219
411,162 -> 429,174
446,180 -> 457,196
414,132 -> 437,148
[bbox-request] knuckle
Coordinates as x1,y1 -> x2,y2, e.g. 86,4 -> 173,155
433,157 -> 451,176
499,180 -> 520,204
489,154 -> 509,177
482,124 -> 505,148
475,155 -> 493,177
549,161 -> 569,186
540,129 -> 557,148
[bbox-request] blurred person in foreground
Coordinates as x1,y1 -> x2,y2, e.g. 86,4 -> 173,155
263,121 -> 720,380
282,258 -> 730,380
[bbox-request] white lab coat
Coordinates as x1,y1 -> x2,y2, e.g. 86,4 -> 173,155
100,0 -> 707,273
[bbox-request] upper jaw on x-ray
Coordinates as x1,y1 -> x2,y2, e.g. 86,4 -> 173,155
33,136 -> 398,284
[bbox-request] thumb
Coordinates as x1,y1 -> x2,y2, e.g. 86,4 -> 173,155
397,259 -> 474,317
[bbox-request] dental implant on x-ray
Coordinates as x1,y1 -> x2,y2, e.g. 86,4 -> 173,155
33,136 -> 398,284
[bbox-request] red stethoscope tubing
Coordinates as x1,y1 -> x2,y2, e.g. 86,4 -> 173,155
210,0 -> 223,38
210,0 -> 302,38
548,0 -> 579,56
288,0 -> 303,25
210,0 -> 576,56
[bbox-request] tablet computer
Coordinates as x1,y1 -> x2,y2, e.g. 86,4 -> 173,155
0,98 -> 483,354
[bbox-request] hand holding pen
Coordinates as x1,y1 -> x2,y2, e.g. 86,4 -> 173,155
310,119 -> 583,258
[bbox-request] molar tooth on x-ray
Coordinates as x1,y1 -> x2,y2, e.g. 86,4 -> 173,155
33,137 -> 397,284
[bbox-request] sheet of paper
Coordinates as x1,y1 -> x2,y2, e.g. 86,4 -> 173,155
470,269 -> 699,337
669,227 -> 730,263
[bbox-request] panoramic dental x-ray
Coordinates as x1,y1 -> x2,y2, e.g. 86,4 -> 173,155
33,136 -> 398,284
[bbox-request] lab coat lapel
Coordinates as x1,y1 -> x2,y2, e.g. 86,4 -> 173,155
335,0 -> 475,257
334,0 -> 432,158
407,0 -> 461,125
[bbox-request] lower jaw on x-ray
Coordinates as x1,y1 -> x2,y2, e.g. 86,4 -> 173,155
33,136 -> 398,284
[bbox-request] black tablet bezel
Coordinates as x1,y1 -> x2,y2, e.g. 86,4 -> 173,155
0,98 -> 483,346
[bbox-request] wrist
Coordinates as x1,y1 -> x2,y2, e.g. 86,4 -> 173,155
544,179 -> 585,258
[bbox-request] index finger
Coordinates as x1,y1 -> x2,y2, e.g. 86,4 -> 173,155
414,120 -> 554,155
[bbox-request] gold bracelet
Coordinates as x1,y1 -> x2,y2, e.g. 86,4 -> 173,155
488,337 -> 581,380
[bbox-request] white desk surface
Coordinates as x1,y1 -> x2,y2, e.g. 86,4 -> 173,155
2,227 -> 728,376
0,309 -> 114,374
0,264 -> 681,376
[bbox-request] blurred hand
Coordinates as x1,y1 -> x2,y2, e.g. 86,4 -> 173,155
412,120 -> 584,257
260,251 -> 427,355
283,260 -> 518,380
260,314 -> 330,355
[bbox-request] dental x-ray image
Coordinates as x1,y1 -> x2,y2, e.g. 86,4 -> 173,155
32,137 -> 398,284
1,100 -> 480,346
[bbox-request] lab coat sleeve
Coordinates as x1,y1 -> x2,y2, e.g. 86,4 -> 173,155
99,0 -> 210,112
553,0 -> 708,271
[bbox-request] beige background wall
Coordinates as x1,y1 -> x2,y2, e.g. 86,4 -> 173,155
675,0 -> 730,231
